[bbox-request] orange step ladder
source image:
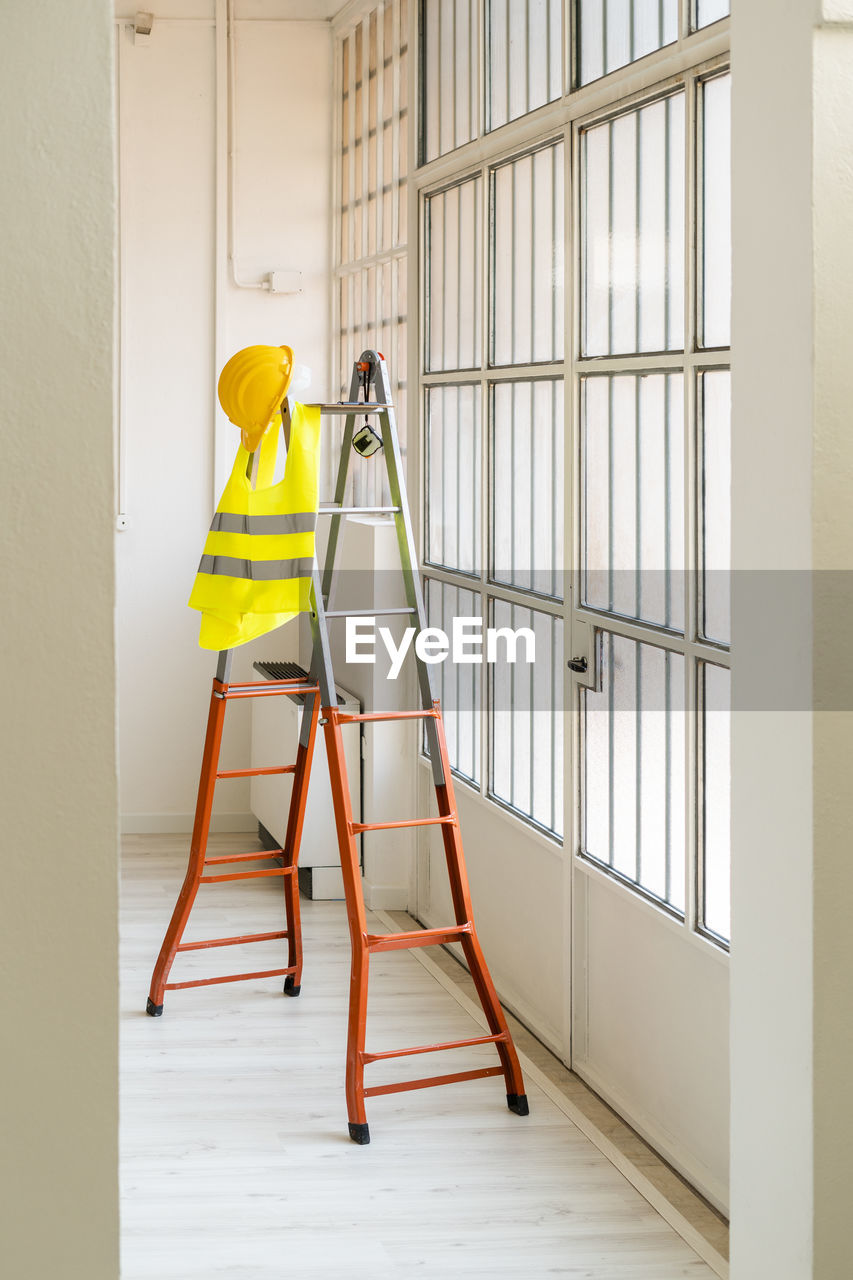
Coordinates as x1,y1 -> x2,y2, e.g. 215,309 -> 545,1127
147,350 -> 528,1143
146,657 -> 320,1014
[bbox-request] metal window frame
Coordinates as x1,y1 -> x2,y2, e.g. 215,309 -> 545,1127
398,4 -> 731,951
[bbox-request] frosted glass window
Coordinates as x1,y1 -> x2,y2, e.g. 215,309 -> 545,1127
702,662 -> 730,942
582,373 -> 684,629
422,0 -> 479,162
426,385 -> 481,575
490,600 -> 564,835
702,73 -> 731,349
701,370 -> 730,645
492,143 -> 564,365
491,380 -> 564,598
426,579 -> 482,784
487,0 -> 563,131
577,0 -> 678,88
426,177 -> 482,371
583,632 -> 686,911
335,3 -> 409,508
697,0 -> 730,28
582,94 -> 685,356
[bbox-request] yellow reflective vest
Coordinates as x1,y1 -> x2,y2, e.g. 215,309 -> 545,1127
188,402 -> 321,650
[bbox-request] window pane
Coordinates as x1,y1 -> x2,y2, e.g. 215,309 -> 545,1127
583,632 -> 685,912
488,0 -> 562,131
696,0 -> 729,28
426,578 -> 482,784
702,73 -> 731,348
577,0 -> 678,88
426,385 -> 481,575
702,662 -> 730,942
701,370 -> 731,645
491,380 -> 564,597
582,94 -> 685,356
582,373 -> 684,629
422,0 -> 479,162
490,600 -> 563,836
426,177 -> 482,371
492,143 -> 565,365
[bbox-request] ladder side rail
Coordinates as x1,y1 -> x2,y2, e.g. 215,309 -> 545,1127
320,360 -> 363,606
369,351 -> 444,785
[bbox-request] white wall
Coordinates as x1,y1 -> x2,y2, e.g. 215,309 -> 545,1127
730,2 -> 853,1275
0,2 -> 119,1275
116,4 -> 333,830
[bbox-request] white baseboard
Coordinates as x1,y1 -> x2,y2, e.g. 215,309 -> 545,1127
121,812 -> 256,835
363,881 -> 409,910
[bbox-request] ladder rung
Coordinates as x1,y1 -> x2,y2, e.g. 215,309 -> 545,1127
324,608 -> 415,618
350,814 -> 456,834
203,849 -> 284,865
318,505 -> 401,515
362,1032 -> 507,1065
336,709 -> 439,724
215,765 -> 296,779
200,867 -> 294,884
177,930 -> 288,952
362,1066 -> 505,1099
165,966 -> 295,992
307,403 -> 393,413
367,923 -> 472,953
221,682 -> 317,701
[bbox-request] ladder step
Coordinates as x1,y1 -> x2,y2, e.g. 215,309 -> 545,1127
203,849 -> 284,864
215,764 -> 296,779
336,709 -> 439,724
165,966 -> 295,992
363,1065 -> 505,1099
220,682 -> 317,701
177,930 -> 288,952
318,505 -> 401,515
308,403 -> 393,414
362,1032 -> 508,1065
350,814 -> 456,834
200,867 -> 294,884
324,608 -> 415,618
367,923 -> 472,953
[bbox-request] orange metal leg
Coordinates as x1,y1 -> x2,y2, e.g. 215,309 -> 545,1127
432,709 -> 528,1111
146,680 -> 227,1014
322,699 -> 528,1141
281,690 -> 320,995
322,708 -> 372,1141
146,675 -> 320,1015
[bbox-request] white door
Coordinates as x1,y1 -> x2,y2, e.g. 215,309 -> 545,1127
569,67 -> 732,1212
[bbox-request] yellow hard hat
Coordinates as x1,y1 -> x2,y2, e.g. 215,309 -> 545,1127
217,344 -> 294,451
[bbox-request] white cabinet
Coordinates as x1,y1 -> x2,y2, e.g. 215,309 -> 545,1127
250,680 -> 361,899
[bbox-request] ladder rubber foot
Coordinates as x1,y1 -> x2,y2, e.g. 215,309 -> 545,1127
348,1122 -> 370,1145
146,998 -> 164,1017
507,1093 -> 529,1116
283,977 -> 301,997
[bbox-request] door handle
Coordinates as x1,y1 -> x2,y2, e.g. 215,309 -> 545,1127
567,657 -> 588,674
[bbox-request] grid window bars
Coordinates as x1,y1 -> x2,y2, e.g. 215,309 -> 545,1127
581,93 -> 685,357
334,2 -> 410,507
491,142 -> 565,366
487,0 -> 563,131
415,4 -> 731,935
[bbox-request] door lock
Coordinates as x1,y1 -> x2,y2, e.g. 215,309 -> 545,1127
567,657 -> 588,674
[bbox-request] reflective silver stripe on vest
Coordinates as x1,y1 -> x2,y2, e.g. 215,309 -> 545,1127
197,555 -> 315,581
209,511 -> 316,536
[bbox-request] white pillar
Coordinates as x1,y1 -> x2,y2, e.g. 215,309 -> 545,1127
0,3 -> 119,1277
731,3 -> 853,1275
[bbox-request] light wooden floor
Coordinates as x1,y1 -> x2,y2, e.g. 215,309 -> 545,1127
121,835 -> 725,1280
